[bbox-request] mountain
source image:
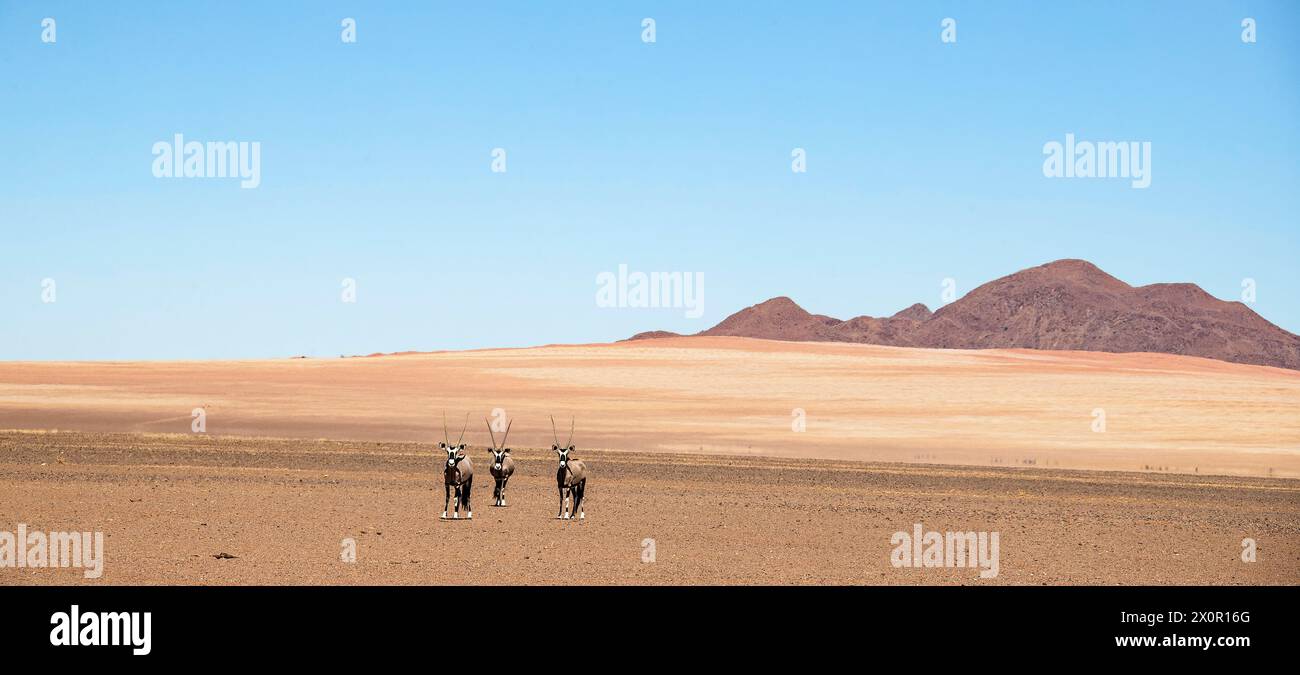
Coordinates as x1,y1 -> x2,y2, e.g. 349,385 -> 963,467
702,296 -> 838,341
628,259 -> 1300,370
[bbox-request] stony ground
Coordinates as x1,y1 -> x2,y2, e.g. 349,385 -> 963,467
1,431 -> 1296,585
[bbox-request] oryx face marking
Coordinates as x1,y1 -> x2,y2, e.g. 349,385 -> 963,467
440,442 -> 464,467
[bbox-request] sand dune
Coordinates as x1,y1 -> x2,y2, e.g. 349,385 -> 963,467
2,336 -> 1298,477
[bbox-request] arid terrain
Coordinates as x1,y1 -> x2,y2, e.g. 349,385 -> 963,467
1,337 -> 1297,585
1,430 -> 1296,585
1,336 -> 1297,477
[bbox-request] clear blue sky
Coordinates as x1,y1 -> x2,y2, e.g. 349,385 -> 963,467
2,1 -> 1297,360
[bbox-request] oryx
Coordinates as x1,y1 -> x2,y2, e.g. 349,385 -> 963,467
551,416 -> 588,520
439,413 -> 474,520
485,417 -> 516,507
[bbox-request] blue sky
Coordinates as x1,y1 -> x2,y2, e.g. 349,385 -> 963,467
2,1 -> 1297,360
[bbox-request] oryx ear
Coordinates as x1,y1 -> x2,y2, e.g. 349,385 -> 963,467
568,445 -> 575,452
552,444 -> 559,451
439,442 -> 446,449
503,448 -> 511,453
458,444 -> 466,451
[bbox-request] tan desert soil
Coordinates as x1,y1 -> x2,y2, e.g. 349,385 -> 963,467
1,431 -> 1296,585
2,337 -> 1298,478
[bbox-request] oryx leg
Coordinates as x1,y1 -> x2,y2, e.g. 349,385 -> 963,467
462,477 -> 473,519
500,476 -> 509,506
442,484 -> 451,519
557,486 -> 567,519
572,480 -> 586,520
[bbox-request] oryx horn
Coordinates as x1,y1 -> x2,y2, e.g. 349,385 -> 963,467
455,412 -> 469,447
485,418 -> 498,450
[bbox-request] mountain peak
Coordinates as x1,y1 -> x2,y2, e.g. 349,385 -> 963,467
1040,258 -> 1101,271
1027,258 -> 1129,288
624,330 -> 682,341
629,259 -> 1300,370
700,296 -> 827,340
891,303 -> 932,321
753,296 -> 805,311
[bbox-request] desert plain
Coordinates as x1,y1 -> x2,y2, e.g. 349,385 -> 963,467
1,336 -> 1297,584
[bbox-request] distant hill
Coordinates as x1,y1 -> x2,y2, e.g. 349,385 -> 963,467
628,259 -> 1300,370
